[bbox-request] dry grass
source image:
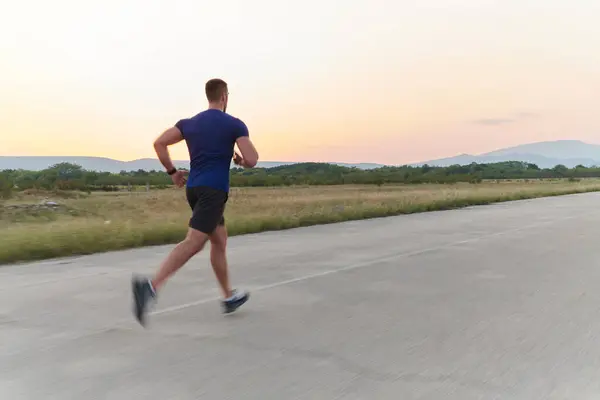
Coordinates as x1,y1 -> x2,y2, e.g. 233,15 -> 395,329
1,180 -> 600,264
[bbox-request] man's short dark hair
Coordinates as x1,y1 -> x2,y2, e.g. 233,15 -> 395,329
205,78 -> 228,102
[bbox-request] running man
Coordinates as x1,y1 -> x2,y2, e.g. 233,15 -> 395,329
132,78 -> 259,326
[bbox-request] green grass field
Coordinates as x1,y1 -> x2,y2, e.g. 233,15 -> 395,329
1,179 -> 600,264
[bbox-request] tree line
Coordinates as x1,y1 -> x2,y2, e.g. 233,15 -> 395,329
230,161 -> 600,186
1,161 -> 599,198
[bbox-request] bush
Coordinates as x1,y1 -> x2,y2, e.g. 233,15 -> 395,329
0,175 -> 13,199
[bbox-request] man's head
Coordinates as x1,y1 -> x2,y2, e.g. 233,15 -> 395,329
205,78 -> 229,112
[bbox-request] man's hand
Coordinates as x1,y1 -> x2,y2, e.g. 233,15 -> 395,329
233,151 -> 255,168
235,137 -> 258,168
233,152 -> 244,166
170,170 -> 187,188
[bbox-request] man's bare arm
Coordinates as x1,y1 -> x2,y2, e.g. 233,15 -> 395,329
235,136 -> 259,168
153,126 -> 184,172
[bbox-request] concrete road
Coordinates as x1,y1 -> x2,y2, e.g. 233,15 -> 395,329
1,193 -> 600,399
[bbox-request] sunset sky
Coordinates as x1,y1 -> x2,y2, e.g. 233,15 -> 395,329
1,0 -> 599,165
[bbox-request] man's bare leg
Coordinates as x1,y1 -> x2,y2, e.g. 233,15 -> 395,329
132,227 -> 208,326
152,228 -> 209,291
209,223 -> 250,313
209,224 -> 232,299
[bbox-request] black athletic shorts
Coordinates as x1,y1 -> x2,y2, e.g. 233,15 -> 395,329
185,186 -> 229,234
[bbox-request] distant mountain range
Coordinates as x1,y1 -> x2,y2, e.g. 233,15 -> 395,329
412,140 -> 600,169
1,140 -> 599,172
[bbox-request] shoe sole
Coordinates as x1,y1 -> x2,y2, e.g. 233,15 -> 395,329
131,279 -> 146,326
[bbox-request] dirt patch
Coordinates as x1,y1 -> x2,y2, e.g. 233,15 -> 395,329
1,201 -> 87,224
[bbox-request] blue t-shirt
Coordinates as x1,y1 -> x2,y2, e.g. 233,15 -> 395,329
175,109 -> 249,192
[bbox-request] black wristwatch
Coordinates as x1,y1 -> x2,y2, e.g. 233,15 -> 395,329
166,167 -> 177,175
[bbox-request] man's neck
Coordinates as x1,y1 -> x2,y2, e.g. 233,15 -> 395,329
207,103 -> 223,111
